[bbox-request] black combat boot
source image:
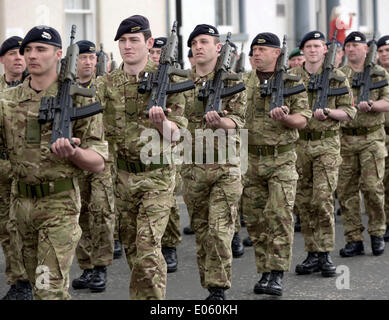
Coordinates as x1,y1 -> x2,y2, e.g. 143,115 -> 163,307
371,236 -> 385,256
88,266 -> 107,293
1,285 -> 17,300
16,280 -> 33,300
383,225 -> 389,243
162,247 -> 178,273
183,225 -> 195,235
265,271 -> 284,296
113,240 -> 123,259
318,252 -> 337,277
339,241 -> 365,257
243,236 -> 253,247
206,287 -> 225,300
231,233 -> 244,258
295,252 -> 319,275
294,216 -> 301,232
253,272 -> 270,294
72,269 -> 94,289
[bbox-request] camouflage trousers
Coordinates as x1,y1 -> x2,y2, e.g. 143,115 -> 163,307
384,137 -> 389,225
161,168 -> 182,248
182,163 -> 242,290
76,164 -> 115,269
242,151 -> 297,273
115,166 -> 175,300
11,178 -> 82,300
0,165 -> 28,286
295,141 -> 341,253
337,131 -> 387,242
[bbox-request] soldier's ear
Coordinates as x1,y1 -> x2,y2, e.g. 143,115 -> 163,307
216,42 -> 223,53
146,38 -> 154,51
55,49 -> 63,61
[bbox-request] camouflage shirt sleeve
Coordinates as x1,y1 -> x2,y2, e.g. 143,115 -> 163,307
224,79 -> 247,129
285,75 -> 312,120
381,69 -> 389,103
335,71 -> 356,119
166,76 -> 188,130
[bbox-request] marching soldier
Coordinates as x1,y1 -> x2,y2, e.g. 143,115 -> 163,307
292,31 -> 355,277
96,15 -> 187,300
338,32 -> 389,257
182,24 -> 246,300
0,26 -> 107,300
71,41 -> 115,293
377,35 -> 389,243
0,36 -> 32,300
242,32 -> 310,296
288,47 -> 305,69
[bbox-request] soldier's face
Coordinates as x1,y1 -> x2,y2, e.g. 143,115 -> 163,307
289,56 -> 305,68
0,49 -> 26,76
252,46 -> 280,71
344,42 -> 368,64
118,33 -> 153,66
378,44 -> 389,68
302,40 -> 327,64
23,43 -> 62,76
149,48 -> 162,65
191,35 -> 222,66
78,53 -> 97,79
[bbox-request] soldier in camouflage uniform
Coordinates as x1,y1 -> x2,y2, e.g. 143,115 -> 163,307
377,35 -> 389,242
0,36 -> 32,300
71,41 -> 115,293
292,31 -> 355,277
96,15 -> 187,300
0,26 -> 107,300
148,35 -> 182,273
243,32 -> 310,297
337,32 -> 389,257
181,24 -> 246,300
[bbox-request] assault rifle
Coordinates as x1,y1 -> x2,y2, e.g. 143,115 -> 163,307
198,32 -> 246,117
309,31 -> 349,116
38,25 -> 103,149
233,43 -> 246,74
138,21 -> 195,116
110,53 -> 117,71
260,36 -> 306,115
352,34 -> 389,105
96,43 -> 108,76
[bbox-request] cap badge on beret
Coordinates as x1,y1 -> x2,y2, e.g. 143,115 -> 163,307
18,41 -> 22,45
90,46 -> 96,51
208,28 -> 215,34
156,40 -> 164,45
131,26 -> 141,32
257,39 -> 266,44
386,40 -> 389,45
355,36 -> 361,41
42,32 -> 52,40
314,33 -> 321,38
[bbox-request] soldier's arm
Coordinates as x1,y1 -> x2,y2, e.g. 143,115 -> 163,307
370,70 -> 389,112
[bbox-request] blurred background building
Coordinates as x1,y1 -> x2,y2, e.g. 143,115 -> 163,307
0,0 -> 388,70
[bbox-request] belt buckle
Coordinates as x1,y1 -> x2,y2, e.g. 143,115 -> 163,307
307,132 -> 312,140
352,129 -> 358,136
258,147 -> 262,157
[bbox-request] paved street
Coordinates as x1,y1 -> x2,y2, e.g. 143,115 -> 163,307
1,196 -> 388,301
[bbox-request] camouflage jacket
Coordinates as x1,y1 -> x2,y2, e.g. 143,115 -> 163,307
183,67 -> 247,164
0,77 -> 108,185
291,64 -> 356,131
0,75 -> 7,92
244,69 -> 311,146
340,64 -> 389,129
96,60 -> 187,163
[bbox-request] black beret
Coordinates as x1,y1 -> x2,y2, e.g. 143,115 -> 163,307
114,15 -> 150,41
288,47 -> 303,60
76,40 -> 96,54
153,37 -> 167,49
249,49 -> 253,57
377,35 -> 389,49
20,26 -> 62,55
344,31 -> 366,48
299,31 -> 325,49
0,36 -> 23,56
251,33 -> 281,50
188,49 -> 193,58
187,24 -> 219,48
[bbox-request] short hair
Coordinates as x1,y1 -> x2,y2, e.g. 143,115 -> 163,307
143,31 -> 152,42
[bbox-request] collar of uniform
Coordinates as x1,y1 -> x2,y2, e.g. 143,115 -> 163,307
113,59 -> 157,86
192,67 -> 216,85
17,77 -> 59,102
0,75 -> 6,89
302,62 -> 324,76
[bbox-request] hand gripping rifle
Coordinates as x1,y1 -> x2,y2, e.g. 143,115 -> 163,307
96,43 -> 108,76
38,25 -> 103,149
138,21 -> 195,116
309,31 -> 349,116
260,36 -> 306,115
198,32 -> 246,117
352,34 -> 389,105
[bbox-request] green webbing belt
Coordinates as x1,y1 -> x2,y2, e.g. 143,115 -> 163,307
299,130 -> 339,141
341,125 -> 382,136
17,179 -> 74,199
117,156 -> 169,174
248,144 -> 294,157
